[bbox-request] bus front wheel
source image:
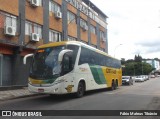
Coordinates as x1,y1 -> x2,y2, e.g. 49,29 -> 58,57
75,81 -> 85,98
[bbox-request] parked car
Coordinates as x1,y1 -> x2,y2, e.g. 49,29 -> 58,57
145,75 -> 149,80
122,76 -> 133,85
135,76 -> 145,82
150,75 -> 155,78
141,75 -> 147,81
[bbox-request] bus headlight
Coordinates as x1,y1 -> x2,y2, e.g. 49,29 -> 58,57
56,78 -> 66,84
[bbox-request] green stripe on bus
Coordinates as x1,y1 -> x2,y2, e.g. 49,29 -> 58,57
89,65 -> 106,84
42,78 -> 57,84
97,68 -> 106,84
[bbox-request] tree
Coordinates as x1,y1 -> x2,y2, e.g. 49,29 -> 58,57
142,62 -> 153,75
122,62 -> 135,76
122,58 -> 153,76
121,58 -> 126,65
126,59 -> 134,63
134,54 -> 142,62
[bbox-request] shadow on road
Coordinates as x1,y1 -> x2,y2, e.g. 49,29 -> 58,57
27,88 -> 114,103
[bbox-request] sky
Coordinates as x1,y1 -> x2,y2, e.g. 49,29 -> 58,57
90,0 -> 160,60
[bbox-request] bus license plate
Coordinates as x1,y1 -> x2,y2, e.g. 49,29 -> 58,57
38,88 -> 44,93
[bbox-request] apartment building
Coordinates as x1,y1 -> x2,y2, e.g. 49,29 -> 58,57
143,59 -> 160,70
0,0 -> 108,87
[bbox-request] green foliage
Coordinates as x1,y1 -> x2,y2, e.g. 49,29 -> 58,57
121,58 -> 125,65
122,62 -> 153,76
134,55 -> 142,62
121,55 -> 153,76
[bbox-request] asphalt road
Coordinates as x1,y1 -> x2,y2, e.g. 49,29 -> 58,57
0,77 -> 160,119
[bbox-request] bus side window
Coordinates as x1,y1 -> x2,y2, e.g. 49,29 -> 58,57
79,47 -> 90,65
90,50 -> 95,65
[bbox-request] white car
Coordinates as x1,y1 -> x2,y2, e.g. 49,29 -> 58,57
140,75 -> 147,81
135,76 -> 145,82
150,75 -> 155,78
122,76 -> 134,85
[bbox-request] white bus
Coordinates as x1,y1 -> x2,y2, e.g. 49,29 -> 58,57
24,41 -> 122,97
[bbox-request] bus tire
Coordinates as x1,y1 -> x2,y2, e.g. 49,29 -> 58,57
111,80 -> 115,90
75,81 -> 85,98
115,80 -> 118,89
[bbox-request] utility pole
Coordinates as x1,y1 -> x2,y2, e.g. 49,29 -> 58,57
142,62 -> 143,75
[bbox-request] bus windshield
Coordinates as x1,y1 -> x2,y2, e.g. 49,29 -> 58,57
29,45 -> 79,80
30,46 -> 65,79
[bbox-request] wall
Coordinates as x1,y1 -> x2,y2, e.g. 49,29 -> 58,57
0,0 -> 19,16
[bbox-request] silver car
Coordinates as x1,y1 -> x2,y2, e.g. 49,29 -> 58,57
122,76 -> 133,85
135,76 -> 145,82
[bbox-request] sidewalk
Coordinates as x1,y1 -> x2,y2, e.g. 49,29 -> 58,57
0,87 -> 38,101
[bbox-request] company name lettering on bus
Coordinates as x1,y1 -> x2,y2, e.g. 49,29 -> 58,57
106,69 -> 116,74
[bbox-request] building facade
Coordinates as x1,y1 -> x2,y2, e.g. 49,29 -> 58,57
144,59 -> 160,70
0,0 -> 108,87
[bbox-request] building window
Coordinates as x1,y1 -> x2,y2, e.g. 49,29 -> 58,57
100,31 -> 105,39
5,16 -> 17,28
25,21 -> 42,38
0,12 -> 17,30
90,25 -> 96,34
80,18 -> 87,28
49,30 -> 61,42
49,0 -> 61,13
80,18 -> 88,31
67,11 -> 76,24
68,36 -> 77,41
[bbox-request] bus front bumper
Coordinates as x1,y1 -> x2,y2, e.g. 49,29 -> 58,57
28,83 -> 66,94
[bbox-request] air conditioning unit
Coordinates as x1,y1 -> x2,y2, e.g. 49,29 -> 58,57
4,26 -> 16,36
30,33 -> 39,42
55,11 -> 62,19
102,37 -> 106,42
82,24 -> 88,31
30,0 -> 39,7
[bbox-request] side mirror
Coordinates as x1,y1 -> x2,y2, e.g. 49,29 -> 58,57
58,50 -> 73,63
23,54 -> 33,65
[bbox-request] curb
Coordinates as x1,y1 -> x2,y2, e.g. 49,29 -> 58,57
0,93 -> 40,101
0,86 -> 27,91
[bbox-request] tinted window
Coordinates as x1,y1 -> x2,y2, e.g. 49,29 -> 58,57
66,45 -> 79,66
79,46 -> 121,68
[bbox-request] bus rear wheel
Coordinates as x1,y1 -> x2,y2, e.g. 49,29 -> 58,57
115,80 -> 118,89
111,80 -> 116,90
75,82 -> 85,98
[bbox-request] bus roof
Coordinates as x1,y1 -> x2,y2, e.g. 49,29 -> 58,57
38,41 -> 118,60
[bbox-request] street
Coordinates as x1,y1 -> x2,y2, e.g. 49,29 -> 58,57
0,77 -> 160,119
